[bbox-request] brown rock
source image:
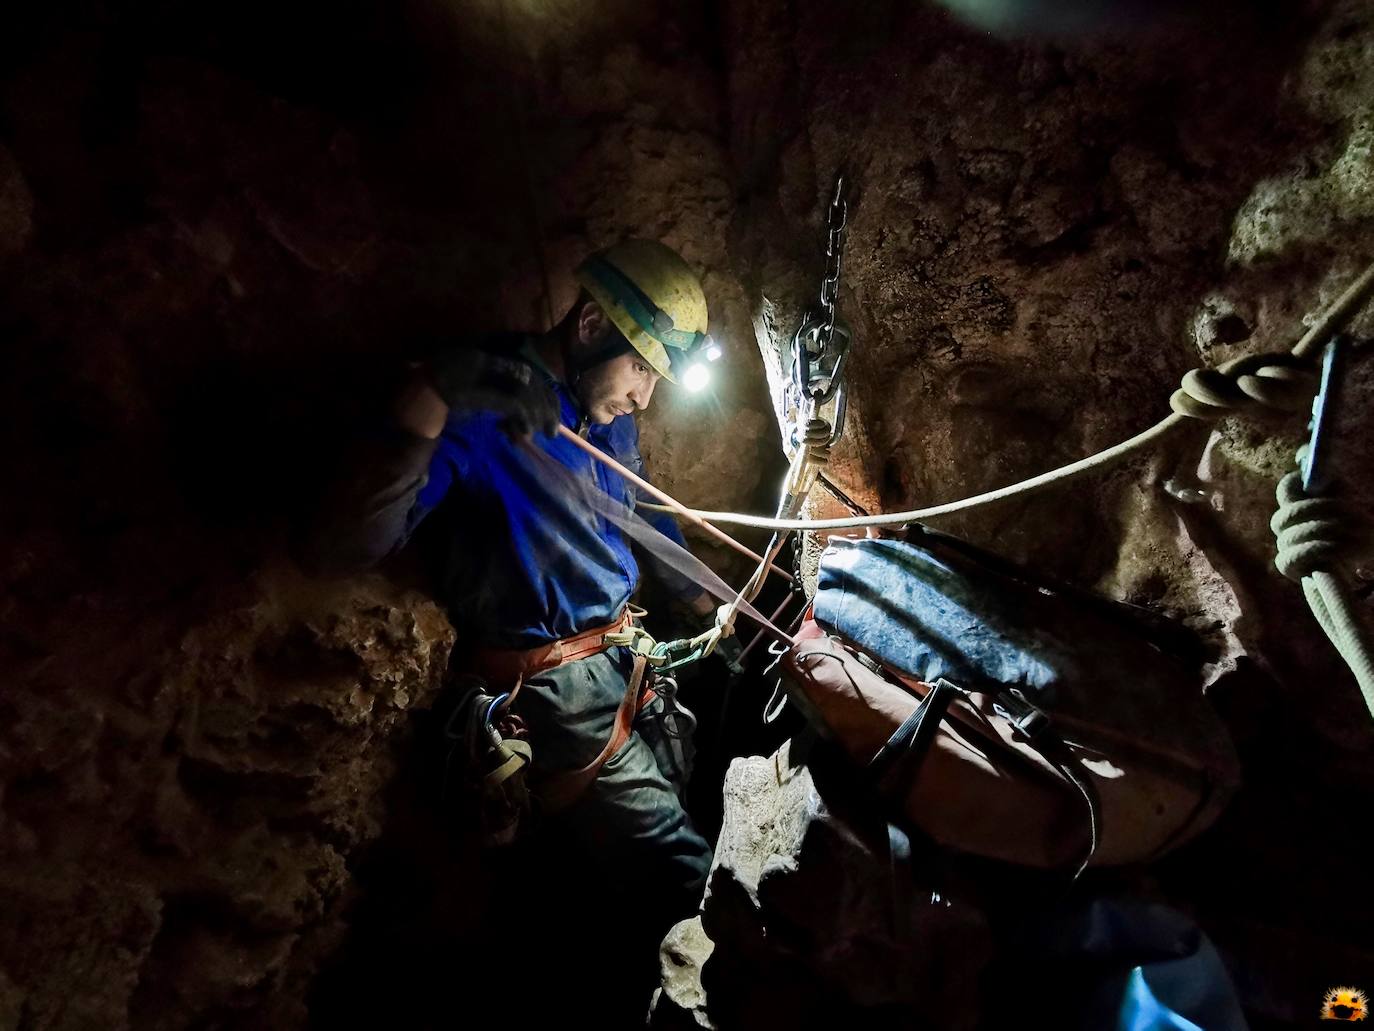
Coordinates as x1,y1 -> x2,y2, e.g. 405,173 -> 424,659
695,742 -> 991,1029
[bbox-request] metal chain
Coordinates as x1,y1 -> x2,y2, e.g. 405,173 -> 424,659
785,173 -> 850,602
817,174 -> 848,355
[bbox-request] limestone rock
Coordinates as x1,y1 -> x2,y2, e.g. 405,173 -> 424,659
691,742 -> 991,1029
649,917 -> 716,1030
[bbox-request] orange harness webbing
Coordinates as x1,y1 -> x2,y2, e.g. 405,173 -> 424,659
466,606 -> 654,810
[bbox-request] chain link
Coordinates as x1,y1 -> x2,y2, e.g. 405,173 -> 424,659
785,173 -> 846,602
817,174 -> 848,354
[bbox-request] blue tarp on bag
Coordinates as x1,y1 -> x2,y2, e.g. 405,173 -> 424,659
795,532 -> 1241,868
814,535 -> 1074,700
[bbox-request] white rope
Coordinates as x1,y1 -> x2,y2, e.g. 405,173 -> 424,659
646,414 -> 1187,531
1273,466 -> 1374,718
643,260 -> 1374,533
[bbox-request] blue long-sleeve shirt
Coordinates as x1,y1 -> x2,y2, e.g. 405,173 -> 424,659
303,336 -> 696,648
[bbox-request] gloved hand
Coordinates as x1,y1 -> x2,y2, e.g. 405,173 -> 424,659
696,603 -> 745,672
430,347 -> 561,438
713,633 -> 746,676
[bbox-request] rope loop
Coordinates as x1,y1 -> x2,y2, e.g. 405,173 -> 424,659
1270,469 -> 1346,581
803,417 -> 832,470
1170,352 -> 1317,421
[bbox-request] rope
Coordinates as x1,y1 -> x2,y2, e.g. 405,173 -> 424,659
1169,353 -> 1315,420
650,422 -> 832,665
650,415 -> 1187,531
1271,465 -> 1374,718
555,424 -> 793,583
695,442 -> 813,659
1271,467 -> 1345,581
642,260 -> 1374,532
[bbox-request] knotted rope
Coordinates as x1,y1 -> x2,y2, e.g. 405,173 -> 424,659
1270,454 -> 1374,718
1169,353 -> 1317,421
1271,461 -> 1346,583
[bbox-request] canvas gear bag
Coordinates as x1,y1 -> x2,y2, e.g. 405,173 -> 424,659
780,533 -> 1240,872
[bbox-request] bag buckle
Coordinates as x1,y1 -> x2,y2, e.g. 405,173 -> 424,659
994,688 -> 1051,742
854,650 -> 885,675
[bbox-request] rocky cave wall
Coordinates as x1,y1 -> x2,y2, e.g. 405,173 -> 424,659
3,0 -> 1373,1028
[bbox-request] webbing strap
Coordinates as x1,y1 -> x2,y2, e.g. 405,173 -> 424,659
484,739 -> 532,789
469,606 -> 636,686
539,653 -> 650,811
867,678 -> 962,785
870,666 -> 1101,879
961,691 -> 1101,879
1035,736 -> 1101,881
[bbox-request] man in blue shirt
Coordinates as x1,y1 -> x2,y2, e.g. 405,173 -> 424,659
304,240 -> 721,920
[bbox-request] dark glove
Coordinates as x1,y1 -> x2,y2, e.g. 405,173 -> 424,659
430,347 -> 561,438
714,633 -> 746,676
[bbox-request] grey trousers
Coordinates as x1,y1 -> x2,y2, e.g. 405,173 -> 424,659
515,646 -> 714,914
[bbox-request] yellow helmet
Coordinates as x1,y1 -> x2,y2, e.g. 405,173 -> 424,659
574,239 -> 711,384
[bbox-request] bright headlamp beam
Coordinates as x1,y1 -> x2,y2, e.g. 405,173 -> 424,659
683,363 -> 711,392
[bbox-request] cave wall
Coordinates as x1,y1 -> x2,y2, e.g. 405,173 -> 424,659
2,0 -> 1373,1027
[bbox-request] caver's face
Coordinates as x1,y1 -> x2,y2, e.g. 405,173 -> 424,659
575,349 -> 660,424
572,301 -> 661,424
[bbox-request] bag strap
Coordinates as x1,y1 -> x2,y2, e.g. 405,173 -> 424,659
870,671 -> 1102,879
1030,732 -> 1101,880
792,638 -> 1103,877
978,688 -> 1102,878
866,677 -> 963,784
539,652 -> 651,811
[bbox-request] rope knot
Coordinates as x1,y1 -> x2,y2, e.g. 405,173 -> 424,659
1170,352 -> 1317,421
802,417 -> 832,467
1270,469 -> 1346,581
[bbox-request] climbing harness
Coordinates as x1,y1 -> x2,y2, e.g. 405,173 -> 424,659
458,606 -> 662,814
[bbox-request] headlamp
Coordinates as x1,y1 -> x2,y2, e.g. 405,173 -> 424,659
682,334 -> 724,393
